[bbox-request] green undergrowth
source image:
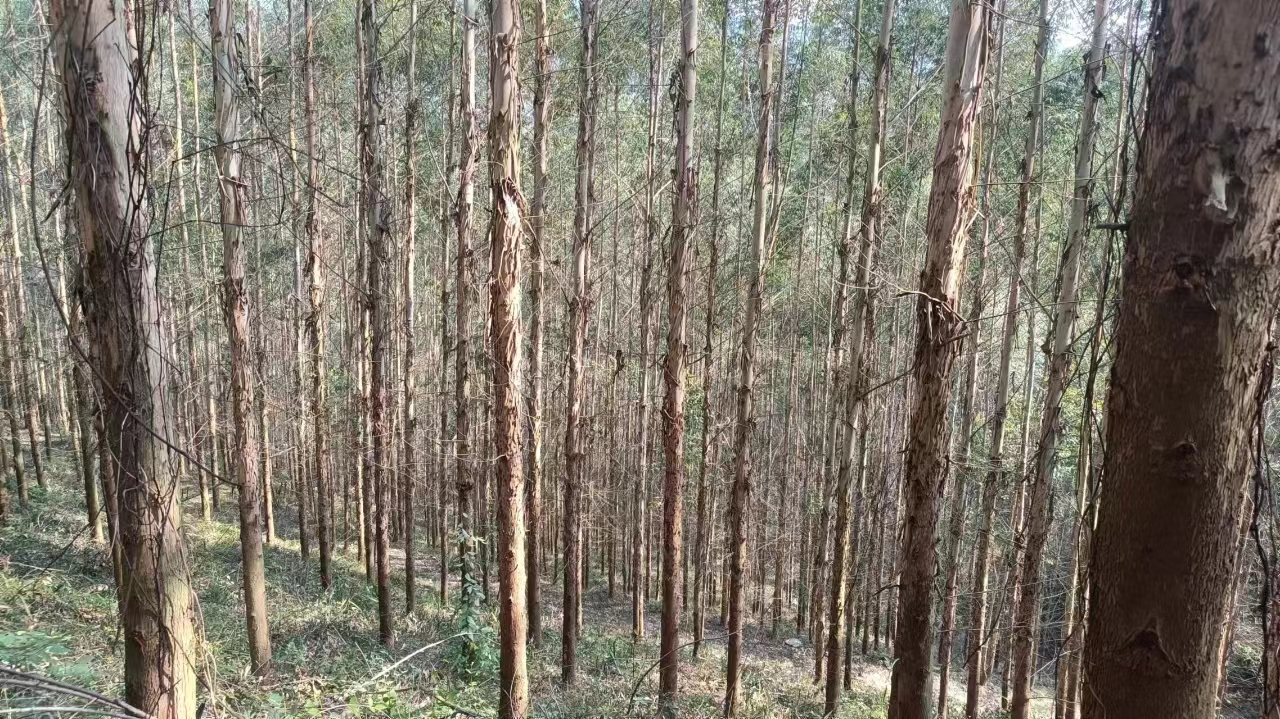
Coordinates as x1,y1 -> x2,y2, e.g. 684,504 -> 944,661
2,463 -> 889,717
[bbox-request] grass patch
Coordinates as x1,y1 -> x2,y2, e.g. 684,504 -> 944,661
2,464 -> 892,717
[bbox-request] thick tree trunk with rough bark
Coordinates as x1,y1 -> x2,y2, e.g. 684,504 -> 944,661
938,12 -> 1002,717
487,0 -> 528,710
51,0 -> 198,710
886,2 -> 988,717
1082,2 -> 1280,717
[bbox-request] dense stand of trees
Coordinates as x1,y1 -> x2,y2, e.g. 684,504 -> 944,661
1,0 -> 1280,716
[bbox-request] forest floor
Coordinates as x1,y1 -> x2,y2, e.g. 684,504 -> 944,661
0,457 -> 1088,718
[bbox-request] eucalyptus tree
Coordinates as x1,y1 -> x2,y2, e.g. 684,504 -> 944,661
562,0 -> 601,684
659,0 -> 698,707
887,0 -> 990,716
488,0 -> 529,708
1083,0 -> 1280,716
212,0 -> 271,671
725,0 -> 778,713
51,0 -> 198,710
824,0 -> 895,712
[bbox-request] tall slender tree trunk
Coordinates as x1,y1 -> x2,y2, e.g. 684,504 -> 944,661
964,3 -> 1043,716
303,0 -> 332,590
886,2 -> 989,717
808,18 -> 864,651
255,246 -> 275,547
1058,16 -> 1136,710
1054,236 -> 1113,719
1010,2 -> 1107,714
354,5 -> 376,585
164,7 -> 205,525
633,0 -> 665,642
211,0 -> 272,672
284,0 -> 305,558
0,92 -> 44,490
0,283 -> 26,504
480,307 -> 493,601
1082,2 -> 1280,716
401,0 -> 420,616
690,0 -> 726,651
824,0 -> 894,712
69,293 -> 102,540
0,92 -> 26,503
185,0 -> 223,524
525,0 -> 550,647
1001,224 -> 1041,710
455,0 -> 478,581
937,10 -> 1003,717
777,94 -> 822,638
488,0 -> 528,710
659,0 -> 697,706
360,0 -> 394,648
798,169 -> 828,639
813,0 -> 864,681
51,0 -> 198,709
562,0 -> 599,682
242,13 -> 275,549
725,2 -> 776,713
437,4 -> 457,605
200,223 -> 222,521
773,332 -> 797,640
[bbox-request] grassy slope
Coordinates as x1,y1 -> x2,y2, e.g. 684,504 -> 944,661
1,463 -> 896,718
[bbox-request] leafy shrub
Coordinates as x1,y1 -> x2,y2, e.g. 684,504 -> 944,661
442,526 -> 496,679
